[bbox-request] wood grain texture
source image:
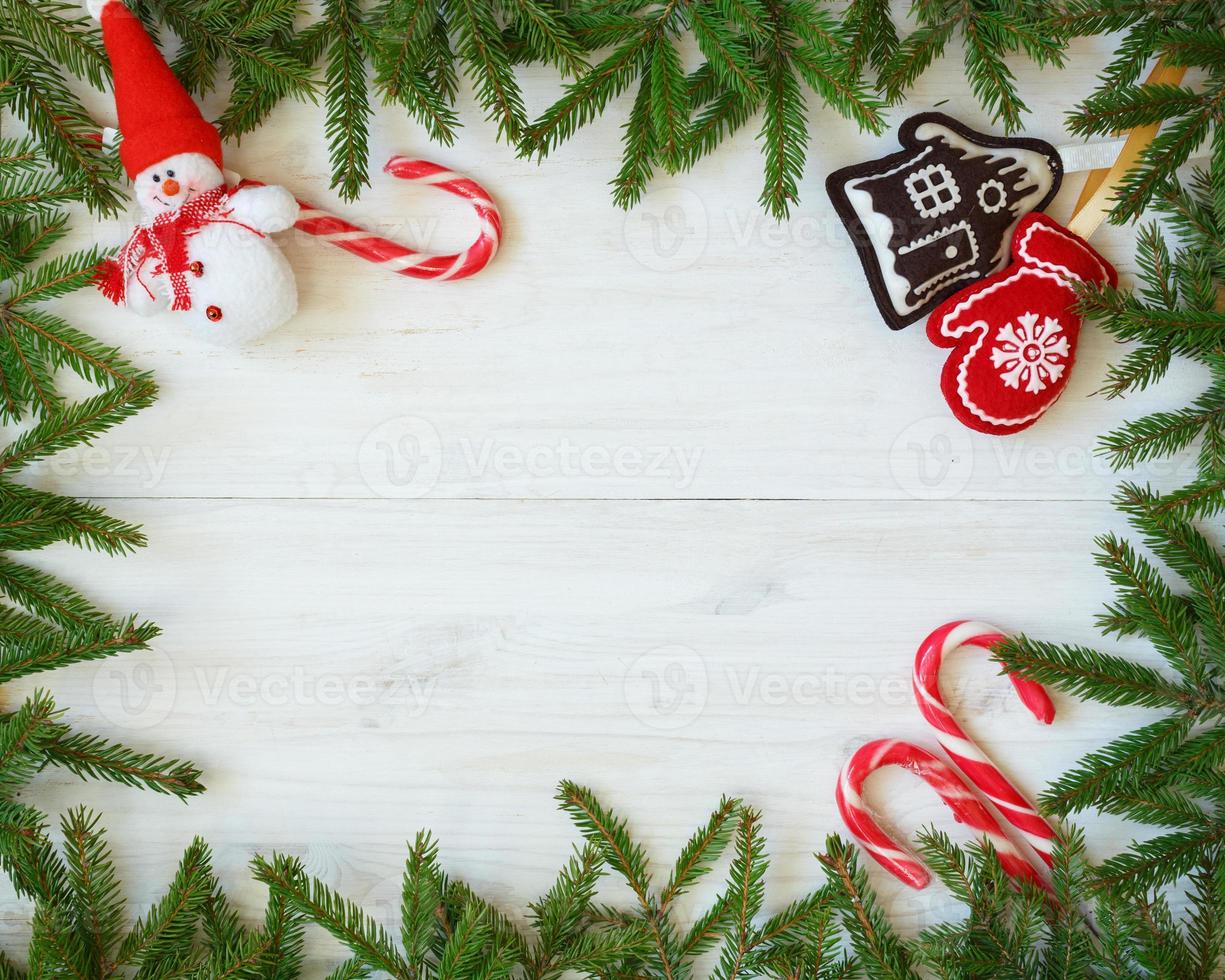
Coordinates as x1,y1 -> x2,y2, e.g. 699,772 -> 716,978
0,28 -> 1196,974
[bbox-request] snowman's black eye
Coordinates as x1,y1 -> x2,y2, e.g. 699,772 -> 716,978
152,174 -> 160,183
166,169 -> 175,177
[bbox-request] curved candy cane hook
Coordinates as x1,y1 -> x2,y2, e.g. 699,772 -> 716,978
291,158 -> 501,281
836,739 -> 1044,890
913,621 -> 1058,868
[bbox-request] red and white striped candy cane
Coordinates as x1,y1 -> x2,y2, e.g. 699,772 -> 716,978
91,124 -> 504,282
913,620 -> 1058,868
836,738 -> 1044,890
290,158 -> 501,280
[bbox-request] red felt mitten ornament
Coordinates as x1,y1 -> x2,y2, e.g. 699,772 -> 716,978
926,214 -> 1116,435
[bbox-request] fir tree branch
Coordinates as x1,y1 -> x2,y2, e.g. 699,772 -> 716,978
1096,827 -> 1225,895
711,806 -> 767,980
60,806 -> 124,977
320,0 -> 374,201
659,795 -> 738,911
0,689 -> 62,794
0,557 -> 115,631
0,482 -> 146,556
451,0 -> 529,144
1037,716 -> 1195,817
142,0 -> 318,140
0,618 -> 158,683
370,0 -> 459,147
0,797 -> 69,905
113,837 -> 213,971
400,829 -> 444,974
0,41 -> 124,215
818,836 -> 918,980
1150,475 -> 1225,522
1092,533 -> 1204,684
555,780 -> 653,908
994,636 -> 1206,712
252,853 -> 413,978
0,379 -> 158,474
41,727 -> 205,799
0,0 -> 110,89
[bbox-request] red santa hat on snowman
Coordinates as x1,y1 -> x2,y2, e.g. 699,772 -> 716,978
88,0 -> 301,344
89,0 -> 224,179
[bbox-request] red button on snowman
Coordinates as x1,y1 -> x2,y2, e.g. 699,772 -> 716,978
89,0 -> 300,344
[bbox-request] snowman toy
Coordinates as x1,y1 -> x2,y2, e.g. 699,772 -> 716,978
89,0 -> 300,345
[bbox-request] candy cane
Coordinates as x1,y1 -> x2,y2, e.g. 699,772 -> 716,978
246,157 -> 501,281
89,120 -> 503,282
836,738 -> 1044,890
913,620 -> 1058,868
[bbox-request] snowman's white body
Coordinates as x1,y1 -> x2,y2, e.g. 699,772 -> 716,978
124,152 -> 300,345
182,214 -> 296,346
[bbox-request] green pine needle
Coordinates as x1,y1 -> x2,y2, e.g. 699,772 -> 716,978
321,0 -> 374,201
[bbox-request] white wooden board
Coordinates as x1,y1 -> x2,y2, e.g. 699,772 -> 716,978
0,24 -> 1202,975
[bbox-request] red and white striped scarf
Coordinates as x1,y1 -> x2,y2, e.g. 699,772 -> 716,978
95,186 -> 260,310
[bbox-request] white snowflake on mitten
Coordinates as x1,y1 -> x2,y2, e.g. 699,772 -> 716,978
990,311 -> 1070,394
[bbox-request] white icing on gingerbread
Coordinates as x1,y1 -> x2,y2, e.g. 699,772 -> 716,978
913,121 -> 1055,264
840,121 -> 1059,321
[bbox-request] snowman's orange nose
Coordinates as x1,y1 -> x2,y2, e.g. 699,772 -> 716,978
163,178 -> 181,196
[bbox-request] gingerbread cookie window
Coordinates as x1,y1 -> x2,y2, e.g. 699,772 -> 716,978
905,163 -> 961,218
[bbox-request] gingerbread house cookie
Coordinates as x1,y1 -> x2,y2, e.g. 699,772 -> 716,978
826,113 -> 1063,330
